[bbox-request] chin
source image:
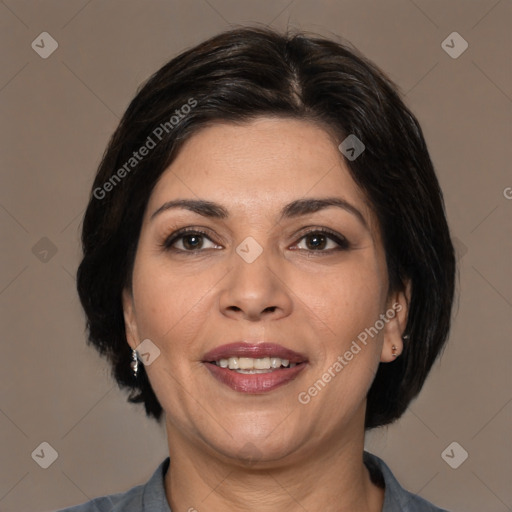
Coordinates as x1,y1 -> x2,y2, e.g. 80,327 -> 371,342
206,425 -> 304,468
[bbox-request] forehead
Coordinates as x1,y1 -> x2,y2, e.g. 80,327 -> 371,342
146,117 -> 375,228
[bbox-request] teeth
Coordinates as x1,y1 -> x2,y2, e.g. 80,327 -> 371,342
236,369 -> 277,374
238,357 -> 254,370
215,356 -> 296,370
254,357 -> 270,369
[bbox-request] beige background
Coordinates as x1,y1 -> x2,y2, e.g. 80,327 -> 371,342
1,1 -> 511,511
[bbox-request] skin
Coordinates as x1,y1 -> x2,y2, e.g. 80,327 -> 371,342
122,117 -> 410,512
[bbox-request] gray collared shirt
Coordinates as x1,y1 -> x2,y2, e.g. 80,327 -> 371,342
55,451 -> 449,511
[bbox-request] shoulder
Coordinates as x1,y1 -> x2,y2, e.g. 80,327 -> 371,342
54,485 -> 143,512
54,458 -> 171,512
55,491 -> 140,512
364,451 -> 450,512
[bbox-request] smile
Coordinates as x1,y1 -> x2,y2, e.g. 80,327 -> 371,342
212,356 -> 298,373
203,342 -> 308,393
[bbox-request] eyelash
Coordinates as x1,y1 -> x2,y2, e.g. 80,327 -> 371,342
160,227 -> 350,254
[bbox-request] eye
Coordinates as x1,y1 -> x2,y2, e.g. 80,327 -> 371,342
162,228 -> 220,252
161,227 -> 350,254
293,229 -> 349,252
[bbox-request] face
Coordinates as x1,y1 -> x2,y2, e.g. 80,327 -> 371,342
123,117 -> 408,466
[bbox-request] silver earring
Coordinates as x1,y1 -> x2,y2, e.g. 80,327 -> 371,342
130,348 -> 139,377
403,334 -> 409,340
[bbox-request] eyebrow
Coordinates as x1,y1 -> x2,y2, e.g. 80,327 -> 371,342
150,197 -> 369,230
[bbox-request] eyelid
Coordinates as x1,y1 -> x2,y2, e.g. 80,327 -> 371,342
291,226 -> 350,251
160,226 -> 219,250
161,225 -> 350,253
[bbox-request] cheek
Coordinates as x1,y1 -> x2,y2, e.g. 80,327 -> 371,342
131,256 -> 218,346
295,264 -> 385,413
294,255 -> 387,342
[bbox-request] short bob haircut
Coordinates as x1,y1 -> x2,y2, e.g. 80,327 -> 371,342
76,26 -> 456,430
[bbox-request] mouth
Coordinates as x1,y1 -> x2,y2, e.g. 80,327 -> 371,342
202,342 -> 308,393
209,356 -> 300,373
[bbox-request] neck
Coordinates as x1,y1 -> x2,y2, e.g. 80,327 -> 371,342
163,414 -> 384,512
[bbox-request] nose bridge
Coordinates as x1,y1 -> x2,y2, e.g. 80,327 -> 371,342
233,235 -> 276,296
236,234 -> 267,266
220,234 -> 291,319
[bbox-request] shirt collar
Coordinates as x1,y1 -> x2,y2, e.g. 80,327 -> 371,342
141,456 -> 171,511
142,452 -> 435,512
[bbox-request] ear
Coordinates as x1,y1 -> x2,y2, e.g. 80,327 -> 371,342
122,287 -> 140,351
380,279 -> 411,363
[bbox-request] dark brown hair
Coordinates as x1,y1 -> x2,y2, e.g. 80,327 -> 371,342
76,26 -> 456,429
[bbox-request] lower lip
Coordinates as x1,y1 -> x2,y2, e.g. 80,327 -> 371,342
204,362 -> 307,393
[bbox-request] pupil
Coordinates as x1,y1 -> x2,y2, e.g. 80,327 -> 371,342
184,234 -> 202,250
307,233 -> 326,250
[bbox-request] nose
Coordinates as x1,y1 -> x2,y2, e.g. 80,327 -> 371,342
219,245 -> 293,322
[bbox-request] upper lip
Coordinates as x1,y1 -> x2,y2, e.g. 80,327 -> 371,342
203,342 -> 308,364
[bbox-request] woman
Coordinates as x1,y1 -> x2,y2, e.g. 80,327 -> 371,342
59,26 -> 455,512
